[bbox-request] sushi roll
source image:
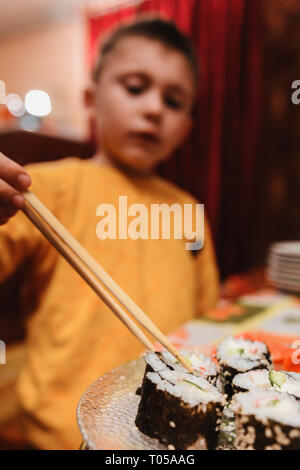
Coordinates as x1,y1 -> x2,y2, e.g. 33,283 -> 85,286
159,349 -> 219,386
233,369 -> 300,399
135,351 -> 225,450
217,336 -> 272,398
232,390 -> 300,450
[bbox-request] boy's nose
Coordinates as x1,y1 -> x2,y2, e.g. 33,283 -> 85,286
142,91 -> 163,123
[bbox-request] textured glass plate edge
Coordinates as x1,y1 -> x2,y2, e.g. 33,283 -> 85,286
76,357 -> 149,450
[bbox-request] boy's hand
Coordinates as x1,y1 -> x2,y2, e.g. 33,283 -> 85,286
0,152 -> 31,225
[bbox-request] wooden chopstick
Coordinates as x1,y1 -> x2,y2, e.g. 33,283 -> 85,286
22,190 -> 193,373
22,200 -> 155,353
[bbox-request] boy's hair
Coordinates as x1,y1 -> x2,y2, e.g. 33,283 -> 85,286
92,16 -> 199,88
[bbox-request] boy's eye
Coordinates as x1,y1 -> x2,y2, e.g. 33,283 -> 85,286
164,95 -> 183,110
125,84 -> 144,95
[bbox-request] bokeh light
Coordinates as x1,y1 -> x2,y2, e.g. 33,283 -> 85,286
19,114 -> 41,132
25,90 -> 52,117
5,93 -> 25,117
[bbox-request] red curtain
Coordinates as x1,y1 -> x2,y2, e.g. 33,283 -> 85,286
86,0 -> 263,277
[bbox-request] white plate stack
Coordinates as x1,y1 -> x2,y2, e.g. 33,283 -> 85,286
267,241 -> 300,294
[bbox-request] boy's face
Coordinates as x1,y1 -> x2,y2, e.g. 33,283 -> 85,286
90,36 -> 195,173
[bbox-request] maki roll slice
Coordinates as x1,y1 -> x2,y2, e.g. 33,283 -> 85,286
233,369 -> 300,399
135,351 -> 224,449
232,390 -> 300,450
158,349 -> 219,386
217,336 -> 272,398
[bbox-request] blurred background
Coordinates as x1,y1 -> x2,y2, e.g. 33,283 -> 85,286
0,0 -> 299,448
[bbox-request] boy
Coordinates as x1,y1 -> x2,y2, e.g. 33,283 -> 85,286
0,18 -> 219,449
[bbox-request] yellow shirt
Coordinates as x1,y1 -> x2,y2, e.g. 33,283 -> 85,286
0,157 -> 219,449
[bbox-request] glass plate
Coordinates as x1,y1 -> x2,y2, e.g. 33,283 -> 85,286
77,357 -> 170,450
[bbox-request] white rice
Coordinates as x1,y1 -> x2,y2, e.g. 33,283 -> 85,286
233,369 -> 271,391
217,336 -> 270,371
233,370 -> 300,398
145,353 -> 166,372
146,368 -> 223,407
161,350 -> 217,378
282,372 -> 300,397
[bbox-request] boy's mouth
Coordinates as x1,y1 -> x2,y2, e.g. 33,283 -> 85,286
129,131 -> 161,144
